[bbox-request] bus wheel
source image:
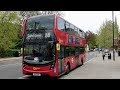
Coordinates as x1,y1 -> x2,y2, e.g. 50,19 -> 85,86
81,59 -> 83,66
76,58 -> 79,67
66,64 -> 70,74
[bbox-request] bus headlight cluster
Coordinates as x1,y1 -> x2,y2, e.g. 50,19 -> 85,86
50,63 -> 55,70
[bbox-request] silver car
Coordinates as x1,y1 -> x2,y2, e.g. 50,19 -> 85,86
104,49 -> 109,54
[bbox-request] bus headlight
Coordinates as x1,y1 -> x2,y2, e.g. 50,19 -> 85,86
50,63 -> 55,70
50,65 -> 54,69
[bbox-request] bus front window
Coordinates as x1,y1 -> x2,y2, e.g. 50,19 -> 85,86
23,43 -> 55,65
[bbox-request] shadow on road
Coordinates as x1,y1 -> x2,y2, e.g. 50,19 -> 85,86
26,75 -> 58,79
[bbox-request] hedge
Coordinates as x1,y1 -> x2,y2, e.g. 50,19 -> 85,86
3,49 -> 20,57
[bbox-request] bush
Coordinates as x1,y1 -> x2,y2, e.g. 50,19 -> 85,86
5,49 -> 20,57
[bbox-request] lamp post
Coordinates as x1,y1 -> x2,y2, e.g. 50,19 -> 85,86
112,11 -> 115,61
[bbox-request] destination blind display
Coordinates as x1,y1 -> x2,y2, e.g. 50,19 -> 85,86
25,31 -> 54,43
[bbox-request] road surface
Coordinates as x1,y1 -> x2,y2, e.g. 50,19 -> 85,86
0,57 -> 22,79
0,51 -> 97,79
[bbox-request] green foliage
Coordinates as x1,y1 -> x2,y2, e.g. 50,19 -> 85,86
19,11 -> 64,20
86,31 -> 97,49
118,48 -> 120,51
0,11 -> 22,57
4,49 -> 20,57
96,18 -> 119,48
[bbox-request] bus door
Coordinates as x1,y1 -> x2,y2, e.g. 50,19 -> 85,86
58,46 -> 65,75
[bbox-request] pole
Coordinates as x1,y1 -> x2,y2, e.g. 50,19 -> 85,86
112,11 -> 115,61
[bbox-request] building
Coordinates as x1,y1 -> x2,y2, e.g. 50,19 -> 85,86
114,35 -> 120,50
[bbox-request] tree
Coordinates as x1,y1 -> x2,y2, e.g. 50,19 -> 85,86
85,31 -> 96,49
96,18 -> 119,49
0,11 -> 22,57
19,11 -> 64,20
114,17 -> 119,38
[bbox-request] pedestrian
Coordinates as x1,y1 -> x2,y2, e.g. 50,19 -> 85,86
98,49 -> 100,54
102,51 -> 105,60
108,53 -> 110,59
109,53 -> 111,59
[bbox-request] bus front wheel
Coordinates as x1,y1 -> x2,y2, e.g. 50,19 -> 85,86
66,64 -> 70,74
81,59 -> 83,66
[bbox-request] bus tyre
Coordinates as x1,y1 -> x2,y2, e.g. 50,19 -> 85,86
76,58 -> 79,67
81,59 -> 83,66
66,64 -> 70,74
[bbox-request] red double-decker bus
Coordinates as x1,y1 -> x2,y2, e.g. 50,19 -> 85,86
21,15 -> 86,77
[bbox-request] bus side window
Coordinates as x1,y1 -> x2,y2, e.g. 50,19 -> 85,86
69,47 -> 75,56
77,28 -> 79,36
58,18 -> 65,31
79,47 -> 85,54
75,47 -> 79,56
73,47 -> 76,55
74,27 -> 78,36
79,29 -> 82,38
75,38 -> 80,44
65,47 -> 69,58
82,47 -> 85,53
70,24 -> 74,34
79,47 -> 81,54
83,32 -> 85,38
65,22 -> 70,33
69,47 -> 72,56
68,35 -> 73,44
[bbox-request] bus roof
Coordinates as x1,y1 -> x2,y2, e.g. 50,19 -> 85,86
28,14 -> 55,19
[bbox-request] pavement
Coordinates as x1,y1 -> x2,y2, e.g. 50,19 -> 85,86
61,52 -> 120,79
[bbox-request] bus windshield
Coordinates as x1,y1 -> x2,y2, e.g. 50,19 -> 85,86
26,15 -> 54,30
23,43 -> 55,65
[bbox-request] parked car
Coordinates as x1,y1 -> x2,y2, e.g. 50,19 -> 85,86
99,49 -> 102,51
104,49 -> 109,54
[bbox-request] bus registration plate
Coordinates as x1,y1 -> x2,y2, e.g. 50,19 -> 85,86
33,73 -> 41,76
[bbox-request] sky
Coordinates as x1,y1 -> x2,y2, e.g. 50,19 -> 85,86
64,11 -> 120,34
